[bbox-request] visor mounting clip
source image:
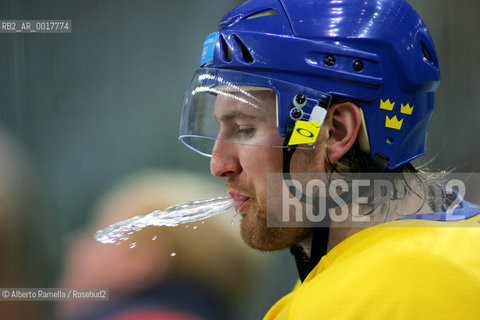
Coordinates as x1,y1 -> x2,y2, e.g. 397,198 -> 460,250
290,108 -> 304,120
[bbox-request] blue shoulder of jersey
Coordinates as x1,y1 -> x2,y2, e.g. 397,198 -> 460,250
400,189 -> 480,222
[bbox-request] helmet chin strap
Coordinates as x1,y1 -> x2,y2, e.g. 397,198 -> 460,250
281,130 -> 331,282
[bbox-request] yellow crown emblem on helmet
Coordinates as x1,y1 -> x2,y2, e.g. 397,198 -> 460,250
380,99 -> 395,111
400,103 -> 414,115
385,115 -> 404,130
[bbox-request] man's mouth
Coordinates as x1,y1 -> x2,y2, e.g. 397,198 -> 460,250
229,191 -> 250,213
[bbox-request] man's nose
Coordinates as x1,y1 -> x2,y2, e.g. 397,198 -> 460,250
210,140 -> 242,178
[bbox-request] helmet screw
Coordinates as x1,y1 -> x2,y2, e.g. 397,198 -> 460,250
293,94 -> 307,108
324,55 -> 336,67
290,108 -> 303,120
353,60 -> 364,71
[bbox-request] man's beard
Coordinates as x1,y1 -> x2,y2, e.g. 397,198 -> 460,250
238,194 -> 312,251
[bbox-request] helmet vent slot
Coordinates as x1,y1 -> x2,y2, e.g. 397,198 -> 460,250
220,35 -> 232,62
246,9 -> 280,20
420,41 -> 432,62
233,35 -> 254,63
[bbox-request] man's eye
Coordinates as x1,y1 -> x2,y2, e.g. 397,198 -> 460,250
236,127 -> 255,137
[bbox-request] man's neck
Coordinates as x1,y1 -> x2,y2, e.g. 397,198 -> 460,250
327,194 -> 433,252
299,194 -> 433,257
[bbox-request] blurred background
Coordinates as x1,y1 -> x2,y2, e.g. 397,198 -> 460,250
0,0 -> 479,319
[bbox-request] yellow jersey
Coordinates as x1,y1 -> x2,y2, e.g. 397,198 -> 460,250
264,216 -> 480,319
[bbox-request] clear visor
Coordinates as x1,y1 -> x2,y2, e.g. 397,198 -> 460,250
180,68 -> 329,157
180,71 -> 284,157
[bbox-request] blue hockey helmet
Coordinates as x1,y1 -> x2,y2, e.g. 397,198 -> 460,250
179,0 -> 440,170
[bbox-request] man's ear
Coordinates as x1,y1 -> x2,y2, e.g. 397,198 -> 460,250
324,102 -> 362,164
